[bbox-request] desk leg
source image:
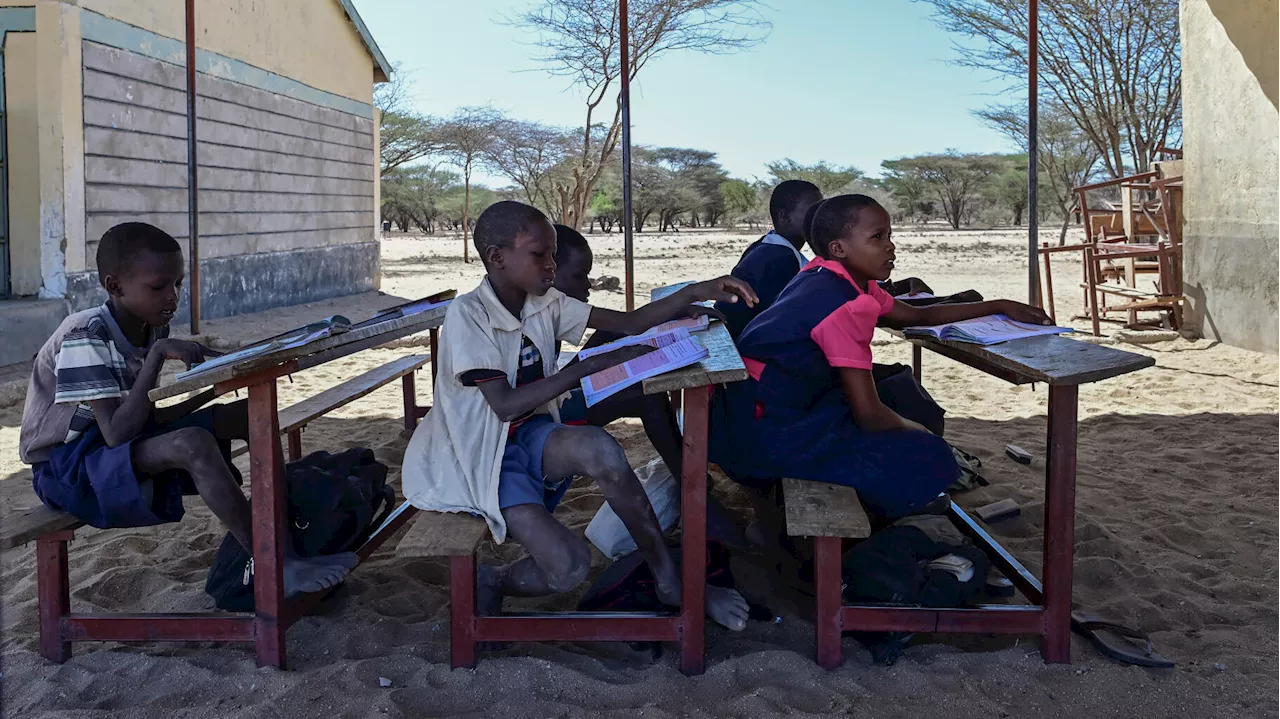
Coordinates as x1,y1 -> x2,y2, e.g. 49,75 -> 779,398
1042,384 -> 1078,663
911,345 -> 922,383
678,386 -> 710,676
248,380 -> 288,669
401,372 -> 418,433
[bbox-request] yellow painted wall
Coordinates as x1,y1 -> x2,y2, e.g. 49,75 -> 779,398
80,0 -> 374,104
5,32 -> 40,295
1181,0 -> 1279,353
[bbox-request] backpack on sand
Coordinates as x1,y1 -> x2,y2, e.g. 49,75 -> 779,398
204,448 -> 394,611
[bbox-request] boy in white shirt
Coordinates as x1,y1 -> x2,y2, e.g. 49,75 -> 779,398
403,201 -> 756,630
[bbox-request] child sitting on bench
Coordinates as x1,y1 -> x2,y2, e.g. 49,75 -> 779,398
402,201 -> 756,630
710,195 -> 1051,518
714,180 -> 823,339
18,222 -> 356,596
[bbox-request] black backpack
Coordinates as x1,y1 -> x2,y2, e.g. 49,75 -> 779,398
841,518 -> 991,665
204,448 -> 395,611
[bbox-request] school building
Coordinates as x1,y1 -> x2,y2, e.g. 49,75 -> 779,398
1180,0 -> 1278,353
0,0 -> 389,366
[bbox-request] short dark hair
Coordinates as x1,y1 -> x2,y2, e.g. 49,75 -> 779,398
807,194 -> 883,260
473,201 -> 550,262
96,222 -> 182,278
553,224 -> 590,265
769,180 -> 821,226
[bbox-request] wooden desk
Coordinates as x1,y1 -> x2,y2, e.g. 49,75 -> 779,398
39,307 -> 447,670
888,332 -> 1154,662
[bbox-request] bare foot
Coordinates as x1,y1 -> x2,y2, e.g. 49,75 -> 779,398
283,557 -> 350,597
706,585 -> 749,631
313,552 -> 360,570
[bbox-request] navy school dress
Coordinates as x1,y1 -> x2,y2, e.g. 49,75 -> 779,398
714,232 -> 806,340
709,258 -> 959,518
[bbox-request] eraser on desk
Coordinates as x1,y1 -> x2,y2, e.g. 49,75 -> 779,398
1004,444 -> 1033,465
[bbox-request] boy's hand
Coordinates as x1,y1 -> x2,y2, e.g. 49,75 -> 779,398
682,305 -> 727,324
997,300 -> 1053,326
581,344 -> 658,374
155,338 -> 224,370
686,276 -> 758,308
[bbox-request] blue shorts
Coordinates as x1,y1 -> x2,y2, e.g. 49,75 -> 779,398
31,404 -> 241,529
497,414 -> 572,512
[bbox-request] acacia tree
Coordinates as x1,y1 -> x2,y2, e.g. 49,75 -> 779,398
976,102 -> 1101,243
765,159 -> 864,196
484,118 -> 575,219
514,0 -> 770,229
374,64 -> 440,175
918,0 -> 1180,177
437,106 -> 502,262
882,152 -> 1002,230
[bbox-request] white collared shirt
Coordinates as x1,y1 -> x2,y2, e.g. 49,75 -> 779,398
760,230 -> 807,269
402,277 -> 592,542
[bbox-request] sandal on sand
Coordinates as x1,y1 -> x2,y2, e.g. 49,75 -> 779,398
1071,612 -> 1175,668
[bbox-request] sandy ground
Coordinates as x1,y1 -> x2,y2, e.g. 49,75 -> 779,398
1,227 -> 1277,718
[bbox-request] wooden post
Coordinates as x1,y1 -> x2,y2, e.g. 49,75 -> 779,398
248,380 -> 287,668
620,0 -> 635,311
813,536 -> 844,669
1026,0 -> 1040,306
36,532 -> 74,663
678,386 -> 709,675
185,0 -> 200,334
1041,384 -> 1078,663
1041,243 -> 1056,324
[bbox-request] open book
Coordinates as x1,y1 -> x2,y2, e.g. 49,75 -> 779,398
576,317 -> 709,362
904,314 -> 1072,346
581,335 -> 709,407
350,291 -> 455,330
175,315 -> 353,381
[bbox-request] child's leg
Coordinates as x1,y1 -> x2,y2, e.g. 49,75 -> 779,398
480,503 -> 592,611
542,425 -> 749,629
131,427 -> 354,595
585,386 -> 684,475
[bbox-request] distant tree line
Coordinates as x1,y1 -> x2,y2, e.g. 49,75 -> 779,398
375,0 -> 1179,253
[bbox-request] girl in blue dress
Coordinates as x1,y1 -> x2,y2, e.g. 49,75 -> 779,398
710,194 -> 1052,518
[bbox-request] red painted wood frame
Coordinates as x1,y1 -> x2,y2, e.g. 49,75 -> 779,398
810,357 -> 1080,669
34,331 -> 439,668
448,385 -> 713,676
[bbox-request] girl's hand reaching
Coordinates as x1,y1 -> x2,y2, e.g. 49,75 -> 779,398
685,276 -> 758,308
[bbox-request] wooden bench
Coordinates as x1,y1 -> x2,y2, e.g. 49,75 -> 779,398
230,353 -> 432,462
779,478 -> 872,669
0,354 -> 434,554
394,508 -> 491,668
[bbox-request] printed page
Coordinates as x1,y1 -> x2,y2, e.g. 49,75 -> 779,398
582,337 -> 708,406
578,327 -> 691,360
907,314 -> 1070,345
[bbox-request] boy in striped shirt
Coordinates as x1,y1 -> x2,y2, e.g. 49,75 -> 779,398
19,222 -> 355,596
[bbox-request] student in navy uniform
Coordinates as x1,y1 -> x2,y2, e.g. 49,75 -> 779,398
714,180 -> 823,338
709,194 -> 1051,518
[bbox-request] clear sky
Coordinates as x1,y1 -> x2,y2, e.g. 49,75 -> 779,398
352,0 -> 1025,184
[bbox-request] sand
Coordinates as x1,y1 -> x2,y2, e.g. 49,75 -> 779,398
1,227 -> 1276,718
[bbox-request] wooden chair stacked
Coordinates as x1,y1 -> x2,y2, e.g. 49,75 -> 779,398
1038,153 -> 1186,334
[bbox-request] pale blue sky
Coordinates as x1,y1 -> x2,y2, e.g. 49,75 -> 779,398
352,0 -> 1023,184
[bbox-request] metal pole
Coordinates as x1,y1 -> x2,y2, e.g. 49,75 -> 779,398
619,0 -> 635,311
1027,0 -> 1040,307
185,0 -> 201,333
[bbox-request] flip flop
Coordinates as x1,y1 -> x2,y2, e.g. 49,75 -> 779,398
1071,612 -> 1175,668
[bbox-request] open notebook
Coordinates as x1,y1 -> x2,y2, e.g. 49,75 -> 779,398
578,321 -> 711,406
175,315 -> 353,381
905,314 -> 1072,346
